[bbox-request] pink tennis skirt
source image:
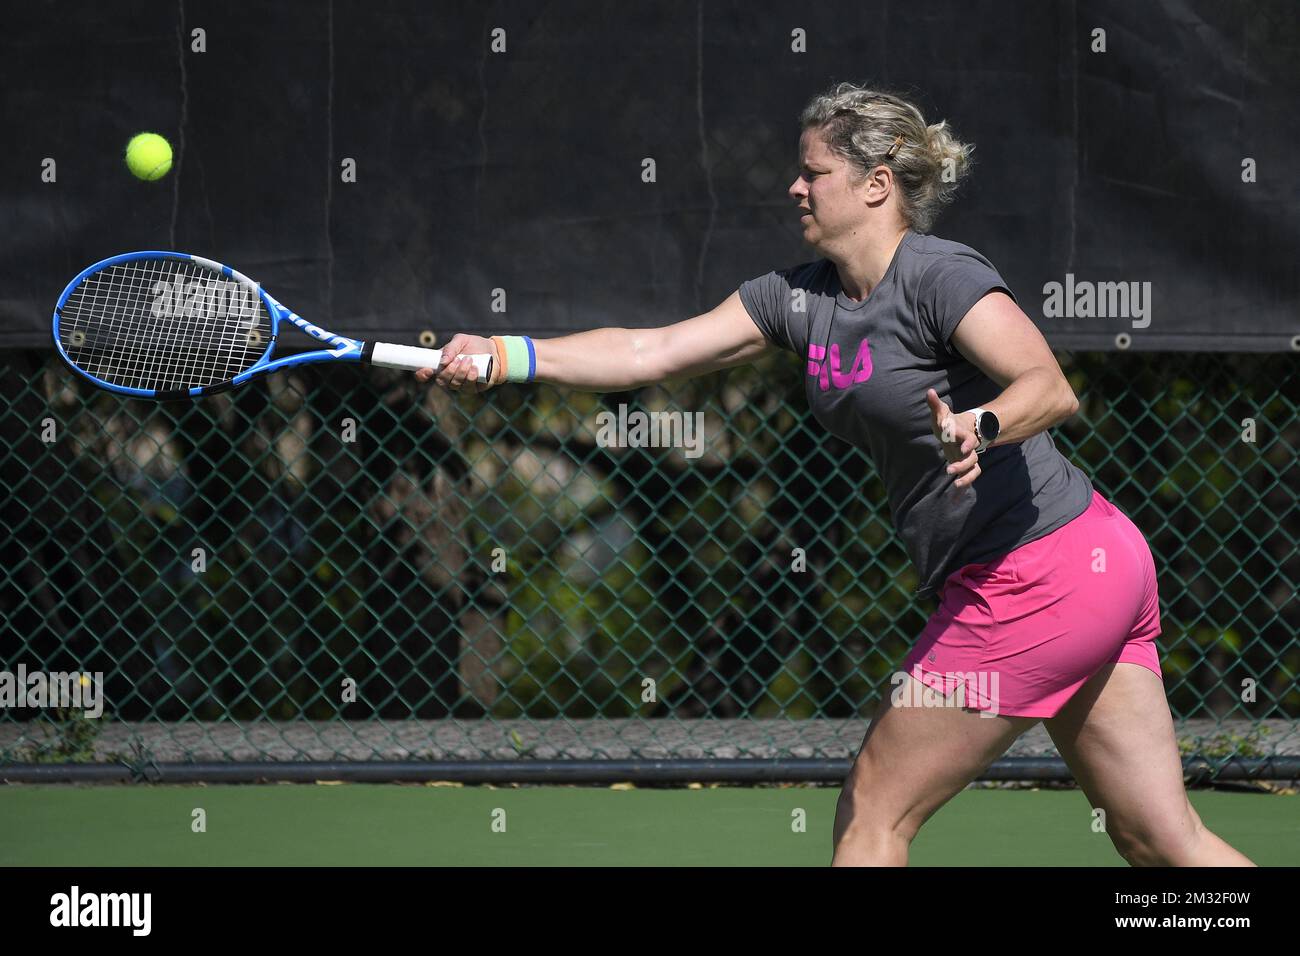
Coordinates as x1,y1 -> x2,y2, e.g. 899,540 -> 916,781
900,490 -> 1163,719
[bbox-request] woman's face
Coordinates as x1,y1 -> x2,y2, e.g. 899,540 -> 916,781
788,127 -> 874,251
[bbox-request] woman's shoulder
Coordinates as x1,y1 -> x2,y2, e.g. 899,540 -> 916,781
898,231 -> 1005,294
902,231 -> 998,270
738,259 -> 837,354
760,257 -> 837,290
900,231 -> 1016,319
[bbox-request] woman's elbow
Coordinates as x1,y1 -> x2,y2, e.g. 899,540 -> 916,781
1058,379 -> 1080,421
628,331 -> 668,387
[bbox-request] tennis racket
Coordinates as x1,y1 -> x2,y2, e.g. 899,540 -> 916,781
52,251 -> 493,399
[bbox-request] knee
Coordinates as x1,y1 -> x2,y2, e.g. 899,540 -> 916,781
1109,812 -> 1204,867
833,770 -> 916,845
1112,834 -> 1164,867
832,790 -> 911,866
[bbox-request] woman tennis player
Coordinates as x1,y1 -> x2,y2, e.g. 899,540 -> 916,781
419,83 -> 1254,867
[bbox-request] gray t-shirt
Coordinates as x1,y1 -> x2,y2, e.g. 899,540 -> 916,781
739,230 -> 1093,599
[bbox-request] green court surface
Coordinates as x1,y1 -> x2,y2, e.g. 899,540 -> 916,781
0,784 -> 1294,866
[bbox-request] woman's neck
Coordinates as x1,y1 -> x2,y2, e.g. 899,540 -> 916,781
833,225 -> 910,301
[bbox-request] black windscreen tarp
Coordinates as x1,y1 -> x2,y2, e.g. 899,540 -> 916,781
2,0 -> 1296,352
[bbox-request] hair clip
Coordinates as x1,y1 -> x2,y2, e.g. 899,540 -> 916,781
885,134 -> 905,159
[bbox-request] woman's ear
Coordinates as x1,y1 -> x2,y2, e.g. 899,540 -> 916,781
862,164 -> 895,205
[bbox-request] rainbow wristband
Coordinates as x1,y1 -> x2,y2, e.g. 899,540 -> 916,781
494,335 -> 535,383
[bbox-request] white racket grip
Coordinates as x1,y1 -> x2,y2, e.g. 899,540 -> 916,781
368,342 -> 494,379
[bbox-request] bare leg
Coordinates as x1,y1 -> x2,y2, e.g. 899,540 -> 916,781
1045,663 -> 1255,866
832,672 -> 1039,866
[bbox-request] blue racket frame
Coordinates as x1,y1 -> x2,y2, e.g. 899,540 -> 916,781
52,250 -> 365,400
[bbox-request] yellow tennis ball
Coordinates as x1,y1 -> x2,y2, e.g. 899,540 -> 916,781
125,132 -> 173,181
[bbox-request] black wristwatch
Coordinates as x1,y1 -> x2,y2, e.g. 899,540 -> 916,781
968,407 -> 1000,454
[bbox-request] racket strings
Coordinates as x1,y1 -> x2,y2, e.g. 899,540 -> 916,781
58,258 -> 270,392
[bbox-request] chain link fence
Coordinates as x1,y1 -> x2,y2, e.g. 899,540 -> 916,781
2,348 -> 1297,780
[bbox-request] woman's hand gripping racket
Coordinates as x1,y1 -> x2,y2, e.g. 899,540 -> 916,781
52,251 -> 494,399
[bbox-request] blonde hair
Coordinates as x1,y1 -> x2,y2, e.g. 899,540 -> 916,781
799,83 -> 973,233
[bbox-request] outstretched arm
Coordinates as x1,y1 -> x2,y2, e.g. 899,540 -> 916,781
415,291 -> 768,392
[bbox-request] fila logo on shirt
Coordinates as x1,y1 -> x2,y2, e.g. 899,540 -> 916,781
807,340 -> 873,391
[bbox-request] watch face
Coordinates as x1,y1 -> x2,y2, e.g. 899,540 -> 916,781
982,411 -> 1000,442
